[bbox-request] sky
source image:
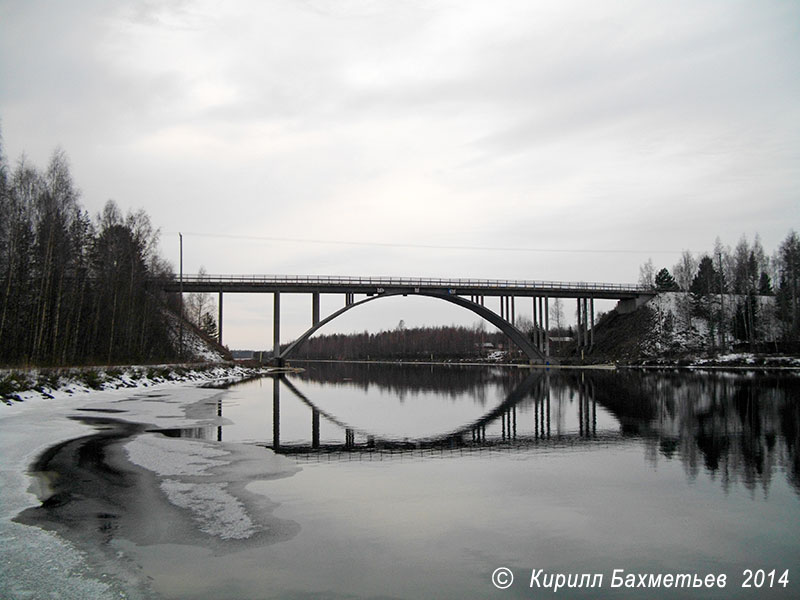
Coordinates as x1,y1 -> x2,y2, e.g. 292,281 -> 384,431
1,0 -> 798,349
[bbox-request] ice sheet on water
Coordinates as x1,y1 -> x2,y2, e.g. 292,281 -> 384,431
161,479 -> 257,540
125,433 -> 230,476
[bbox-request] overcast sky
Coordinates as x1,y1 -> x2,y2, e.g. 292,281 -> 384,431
1,0 -> 798,348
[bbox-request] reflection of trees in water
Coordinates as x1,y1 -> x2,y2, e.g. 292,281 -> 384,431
589,371 -> 800,496
294,362 -> 530,406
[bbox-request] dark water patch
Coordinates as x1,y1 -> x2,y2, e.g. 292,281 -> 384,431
14,413 -> 301,598
75,407 -> 128,413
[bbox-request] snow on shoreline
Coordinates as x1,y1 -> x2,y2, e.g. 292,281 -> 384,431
0,363 -> 268,411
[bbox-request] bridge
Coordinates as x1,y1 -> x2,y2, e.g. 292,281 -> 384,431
155,275 -> 654,364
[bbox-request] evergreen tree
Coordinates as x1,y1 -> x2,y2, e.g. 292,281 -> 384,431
758,271 -> 773,295
199,312 -> 217,339
690,256 -> 718,296
776,230 -> 800,340
654,268 -> 679,291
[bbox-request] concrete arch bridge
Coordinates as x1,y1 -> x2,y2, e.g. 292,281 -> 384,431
156,275 -> 654,364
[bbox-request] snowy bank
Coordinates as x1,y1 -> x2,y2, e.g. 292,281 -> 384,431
0,363 -> 270,407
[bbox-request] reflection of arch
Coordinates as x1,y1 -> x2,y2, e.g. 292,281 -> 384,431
279,370 -> 542,445
280,291 -> 546,363
444,370 -> 541,440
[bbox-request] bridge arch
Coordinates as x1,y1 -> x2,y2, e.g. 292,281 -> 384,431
279,291 -> 546,363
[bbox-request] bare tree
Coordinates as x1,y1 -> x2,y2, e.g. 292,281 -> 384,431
672,250 -> 697,291
550,297 -> 564,331
638,258 -> 655,289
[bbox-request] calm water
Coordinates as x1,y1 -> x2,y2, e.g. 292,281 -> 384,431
151,364 -> 800,599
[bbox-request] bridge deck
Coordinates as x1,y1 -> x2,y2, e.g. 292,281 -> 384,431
155,275 -> 651,299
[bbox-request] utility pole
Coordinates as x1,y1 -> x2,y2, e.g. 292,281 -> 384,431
179,233 -> 183,360
717,251 -> 725,351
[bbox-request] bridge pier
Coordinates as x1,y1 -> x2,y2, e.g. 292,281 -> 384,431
218,291 -> 223,345
543,295 -> 550,357
273,292 -> 281,362
582,298 -> 589,349
574,297 -> 595,353
312,292 -> 320,326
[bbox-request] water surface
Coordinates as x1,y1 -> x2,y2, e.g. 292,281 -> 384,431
151,364 -> 800,599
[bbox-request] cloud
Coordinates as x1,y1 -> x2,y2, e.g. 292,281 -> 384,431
2,0 -> 798,346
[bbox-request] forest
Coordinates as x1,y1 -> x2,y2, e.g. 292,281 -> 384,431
0,141 -> 184,366
287,322 -> 511,361
639,231 -> 800,350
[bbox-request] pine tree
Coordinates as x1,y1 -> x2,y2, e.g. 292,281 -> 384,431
200,312 -> 217,339
654,268 -> 679,291
758,271 -> 773,295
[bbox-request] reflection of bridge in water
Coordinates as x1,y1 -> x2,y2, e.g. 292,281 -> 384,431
162,369 -> 800,494
267,371 -> 606,457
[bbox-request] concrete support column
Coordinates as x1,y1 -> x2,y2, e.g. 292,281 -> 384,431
590,297 -> 595,349
532,296 -> 538,349
312,292 -> 320,326
583,297 -> 589,349
576,298 -> 583,349
273,292 -> 281,359
544,295 -> 550,357
536,296 -> 543,351
511,296 -> 516,326
218,291 -> 223,345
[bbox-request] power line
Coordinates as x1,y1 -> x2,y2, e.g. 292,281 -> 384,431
164,231 -> 684,255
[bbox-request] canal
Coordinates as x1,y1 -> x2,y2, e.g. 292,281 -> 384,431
148,364 -> 800,598
14,364 -> 800,599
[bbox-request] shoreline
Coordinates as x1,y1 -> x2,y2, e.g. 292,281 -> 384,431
0,363 -> 290,407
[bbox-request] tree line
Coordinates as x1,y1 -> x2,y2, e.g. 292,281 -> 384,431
288,321 -> 510,361
639,232 -> 800,348
0,140 -> 183,366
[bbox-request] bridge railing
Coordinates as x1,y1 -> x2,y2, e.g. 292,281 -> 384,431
162,274 -> 651,293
